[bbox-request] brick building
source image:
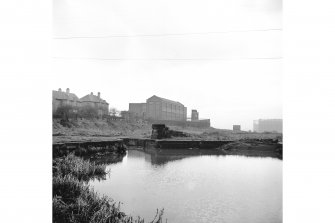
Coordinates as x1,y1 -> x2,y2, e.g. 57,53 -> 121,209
129,95 -> 187,121
79,92 -> 109,116
129,103 -> 146,118
146,95 -> 187,121
52,88 -> 80,113
191,110 -> 199,121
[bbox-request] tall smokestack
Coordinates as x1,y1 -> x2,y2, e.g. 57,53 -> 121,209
66,88 -> 70,93
98,92 -> 100,98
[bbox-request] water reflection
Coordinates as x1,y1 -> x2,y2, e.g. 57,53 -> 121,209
90,149 -> 282,223
145,148 -> 226,165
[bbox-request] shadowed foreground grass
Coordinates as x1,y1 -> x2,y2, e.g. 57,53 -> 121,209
53,154 -> 164,223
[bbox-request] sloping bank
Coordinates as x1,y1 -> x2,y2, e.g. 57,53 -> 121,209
52,144 -> 164,223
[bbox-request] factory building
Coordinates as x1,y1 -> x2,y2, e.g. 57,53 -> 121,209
146,95 -> 187,121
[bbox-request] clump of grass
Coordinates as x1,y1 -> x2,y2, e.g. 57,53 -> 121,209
53,176 -> 164,223
74,144 -> 127,157
53,154 -> 165,223
53,174 -> 84,199
53,153 -> 107,181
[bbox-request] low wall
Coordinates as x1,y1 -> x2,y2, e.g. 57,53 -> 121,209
53,139 -> 126,158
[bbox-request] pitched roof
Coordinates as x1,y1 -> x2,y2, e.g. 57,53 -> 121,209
147,95 -> 184,106
52,90 -> 79,101
80,94 -> 108,104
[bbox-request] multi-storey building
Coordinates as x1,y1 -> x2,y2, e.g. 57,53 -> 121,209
146,95 -> 187,121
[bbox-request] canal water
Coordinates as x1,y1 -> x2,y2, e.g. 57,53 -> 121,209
89,150 -> 282,223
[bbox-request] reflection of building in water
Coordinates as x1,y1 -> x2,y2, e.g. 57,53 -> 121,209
253,119 -> 282,133
142,149 -> 225,165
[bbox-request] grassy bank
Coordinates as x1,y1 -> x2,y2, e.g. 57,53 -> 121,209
53,154 -> 164,223
53,118 -> 282,144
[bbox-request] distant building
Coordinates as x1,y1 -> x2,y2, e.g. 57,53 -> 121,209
253,119 -> 282,133
233,125 -> 241,131
129,103 -> 146,118
146,95 -> 187,121
187,119 -> 211,128
191,110 -> 199,121
128,95 -> 210,128
79,92 -> 109,117
52,88 -> 80,113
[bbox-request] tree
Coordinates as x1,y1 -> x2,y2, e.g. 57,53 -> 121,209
54,105 -> 76,119
78,105 -> 98,119
109,107 -> 120,117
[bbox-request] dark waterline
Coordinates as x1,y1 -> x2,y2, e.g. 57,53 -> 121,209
89,150 -> 282,223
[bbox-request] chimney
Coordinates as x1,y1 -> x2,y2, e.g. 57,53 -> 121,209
98,92 -> 100,99
58,88 -> 62,92
66,88 -> 70,93
90,92 -> 93,95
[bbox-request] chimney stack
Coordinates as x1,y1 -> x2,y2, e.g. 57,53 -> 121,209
90,92 -> 93,95
98,92 -> 100,98
58,88 -> 62,92
66,88 -> 70,93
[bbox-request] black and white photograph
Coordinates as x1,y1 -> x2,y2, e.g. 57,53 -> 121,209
3,0 -> 335,223
52,0 -> 282,222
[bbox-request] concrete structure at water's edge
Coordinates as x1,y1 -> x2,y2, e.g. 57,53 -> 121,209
233,125 -> 241,131
80,92 -> 109,116
52,88 -> 80,113
253,119 -> 283,133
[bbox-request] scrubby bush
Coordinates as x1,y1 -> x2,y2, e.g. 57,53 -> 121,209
53,154 -> 106,181
53,105 -> 78,119
78,105 -> 99,119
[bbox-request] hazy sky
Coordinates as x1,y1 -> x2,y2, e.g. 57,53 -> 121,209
52,0 -> 282,130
